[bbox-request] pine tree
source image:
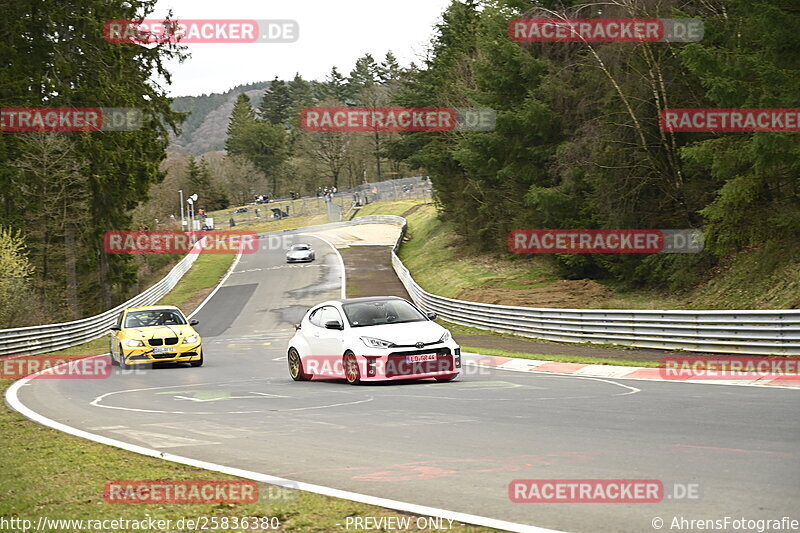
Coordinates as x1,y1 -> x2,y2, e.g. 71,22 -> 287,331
259,77 -> 293,126
288,73 -> 316,116
225,94 -> 256,154
348,54 -> 379,95
322,67 -> 351,104
186,157 -> 229,211
186,156 -> 201,186
378,51 -> 402,85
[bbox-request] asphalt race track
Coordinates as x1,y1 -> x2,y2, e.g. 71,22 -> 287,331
13,229 -> 800,533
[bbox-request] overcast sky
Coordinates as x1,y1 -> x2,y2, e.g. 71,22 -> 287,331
151,0 -> 452,97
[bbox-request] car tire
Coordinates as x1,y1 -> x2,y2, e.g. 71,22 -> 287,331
109,338 -> 118,366
119,351 -> 129,370
190,349 -> 204,367
435,373 -> 458,382
288,348 -> 309,381
344,351 -> 361,385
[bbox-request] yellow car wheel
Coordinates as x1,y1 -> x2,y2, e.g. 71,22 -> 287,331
190,349 -> 203,367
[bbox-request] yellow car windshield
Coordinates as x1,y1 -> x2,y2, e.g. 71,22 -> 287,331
124,310 -> 187,328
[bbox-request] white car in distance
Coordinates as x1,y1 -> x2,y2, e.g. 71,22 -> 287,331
287,296 -> 461,384
286,243 -> 315,263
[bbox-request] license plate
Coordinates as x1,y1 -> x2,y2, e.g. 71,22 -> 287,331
406,354 -> 438,363
152,346 -> 176,354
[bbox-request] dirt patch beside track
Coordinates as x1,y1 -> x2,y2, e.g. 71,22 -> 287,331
339,246 -> 412,300
458,279 -> 613,309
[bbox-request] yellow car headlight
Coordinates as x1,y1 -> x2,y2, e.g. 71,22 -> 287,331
183,335 -> 198,344
123,339 -> 145,347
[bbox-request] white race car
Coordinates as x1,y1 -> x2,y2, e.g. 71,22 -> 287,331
287,296 -> 461,384
286,243 -> 315,263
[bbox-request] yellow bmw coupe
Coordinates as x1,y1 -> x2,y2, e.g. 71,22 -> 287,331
109,305 -> 203,368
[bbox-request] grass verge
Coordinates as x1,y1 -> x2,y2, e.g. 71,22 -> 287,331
0,380 -> 495,532
395,202 -> 800,310
397,205 -> 556,299
353,199 -> 428,218
461,347 -> 661,368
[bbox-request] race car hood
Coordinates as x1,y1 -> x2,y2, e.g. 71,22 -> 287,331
352,320 -> 447,345
124,325 -> 197,340
287,250 -> 312,258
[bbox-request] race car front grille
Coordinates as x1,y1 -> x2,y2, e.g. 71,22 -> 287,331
151,352 -> 177,359
390,340 -> 442,348
148,337 -> 178,346
388,348 -> 452,356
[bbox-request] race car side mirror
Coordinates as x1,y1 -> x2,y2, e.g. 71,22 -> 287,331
189,319 -> 199,326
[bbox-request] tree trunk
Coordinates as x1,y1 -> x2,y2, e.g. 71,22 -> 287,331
374,130 -> 382,181
98,247 -> 112,310
64,224 -> 79,319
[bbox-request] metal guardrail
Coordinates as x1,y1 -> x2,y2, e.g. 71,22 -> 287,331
0,217 -> 406,357
3,215 -> 799,357
377,215 -> 800,356
0,237 -> 208,356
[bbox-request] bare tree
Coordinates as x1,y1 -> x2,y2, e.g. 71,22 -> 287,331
12,133 -> 89,319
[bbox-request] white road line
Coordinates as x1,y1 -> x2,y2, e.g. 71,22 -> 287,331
6,379 -> 558,533
188,245 -> 243,318
296,232 -> 346,299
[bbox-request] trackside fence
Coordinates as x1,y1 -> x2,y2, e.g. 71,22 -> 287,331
379,216 -> 800,356
2,216 -> 799,356
0,237 -> 209,356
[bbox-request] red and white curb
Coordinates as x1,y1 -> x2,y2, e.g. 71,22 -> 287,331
464,353 -> 800,389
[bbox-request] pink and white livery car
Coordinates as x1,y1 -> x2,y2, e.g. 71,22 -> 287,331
287,296 -> 461,384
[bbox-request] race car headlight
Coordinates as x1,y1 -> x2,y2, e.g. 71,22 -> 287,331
360,337 -> 395,349
182,335 -> 198,344
123,339 -> 144,347
438,331 -> 450,343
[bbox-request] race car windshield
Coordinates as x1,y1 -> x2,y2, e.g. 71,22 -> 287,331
342,300 -> 426,328
124,310 -> 187,328
292,244 -> 311,250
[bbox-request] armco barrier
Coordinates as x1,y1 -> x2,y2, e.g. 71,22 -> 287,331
2,216 -> 799,357
0,219 -> 403,357
378,215 -> 800,356
0,237 -> 209,356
